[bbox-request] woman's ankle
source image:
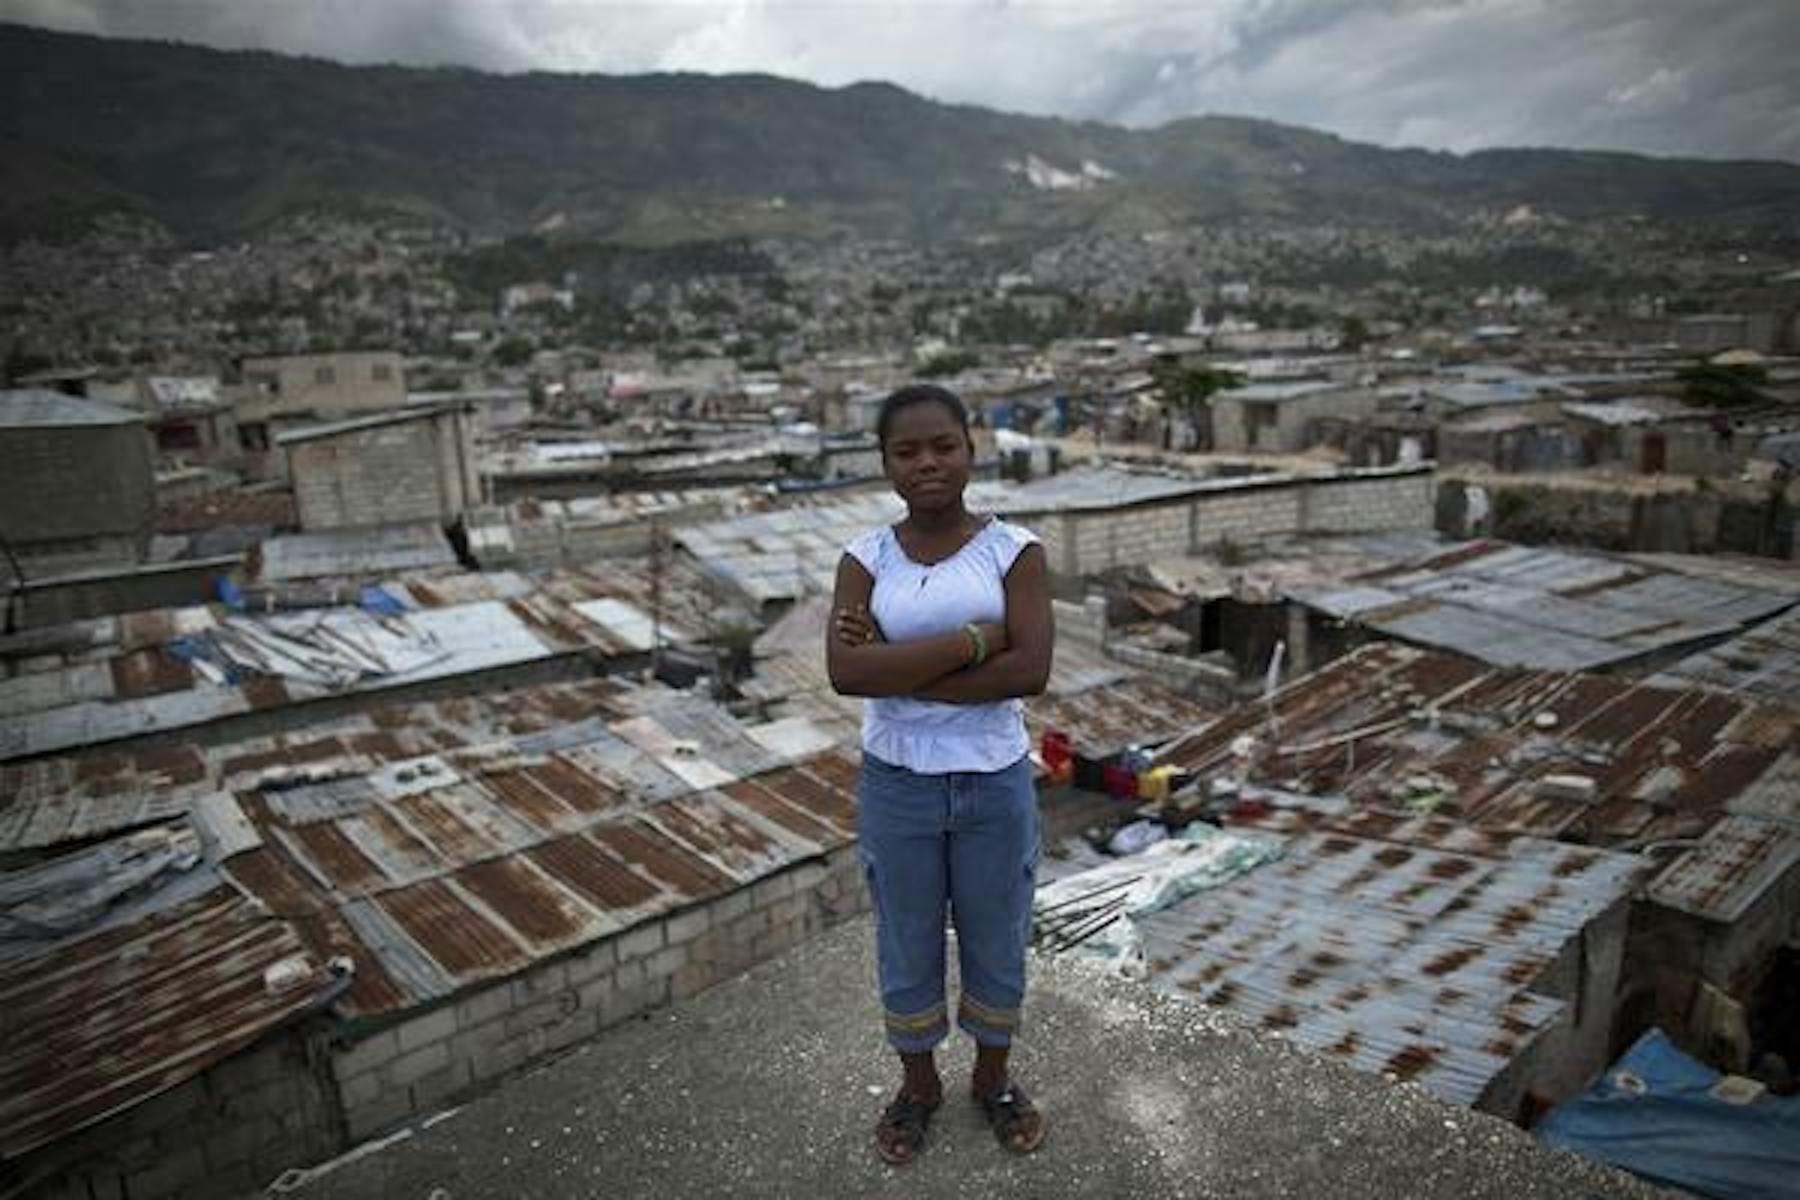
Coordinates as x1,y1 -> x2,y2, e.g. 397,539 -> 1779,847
900,1051 -> 942,1102
971,1046 -> 1009,1098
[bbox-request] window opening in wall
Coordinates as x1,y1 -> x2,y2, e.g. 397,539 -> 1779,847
156,423 -> 202,452
1246,402 -> 1280,442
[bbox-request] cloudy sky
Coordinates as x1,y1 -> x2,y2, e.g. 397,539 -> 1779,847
6,0 -> 1797,162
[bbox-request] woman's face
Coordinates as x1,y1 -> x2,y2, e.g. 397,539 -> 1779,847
882,401 -> 972,512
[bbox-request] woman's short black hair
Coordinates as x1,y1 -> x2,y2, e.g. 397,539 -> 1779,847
876,384 -> 971,449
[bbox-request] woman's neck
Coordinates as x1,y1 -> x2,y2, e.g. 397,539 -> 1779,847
904,504 -> 972,536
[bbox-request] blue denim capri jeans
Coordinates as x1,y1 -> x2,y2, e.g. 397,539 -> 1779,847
857,751 -> 1041,1052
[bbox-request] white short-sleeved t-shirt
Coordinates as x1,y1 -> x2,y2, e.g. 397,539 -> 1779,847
843,517 -> 1040,774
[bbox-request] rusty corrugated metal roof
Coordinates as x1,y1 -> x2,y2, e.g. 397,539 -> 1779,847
1155,641 -> 1800,946
1647,814 -> 1800,923
215,705 -> 861,1018
1025,677 -> 1221,761
1040,795 -> 1650,1108
0,677 -> 647,853
0,881 -> 340,1160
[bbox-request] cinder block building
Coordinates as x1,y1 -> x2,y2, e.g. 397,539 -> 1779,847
235,351 -> 407,448
279,405 -> 479,532
0,389 -> 155,575
1210,380 -> 1378,453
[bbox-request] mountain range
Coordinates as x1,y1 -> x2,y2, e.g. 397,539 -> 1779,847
4,21 -> 1799,247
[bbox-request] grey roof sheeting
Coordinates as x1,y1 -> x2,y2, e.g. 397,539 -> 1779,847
213,695 -> 858,1019
257,525 -> 457,583
274,405 -> 461,445
675,493 -> 902,606
0,567 -> 716,763
1647,813 -> 1800,923
982,462 -> 1434,517
0,674 -> 733,854
1295,540 -> 1795,673
1651,604 -> 1800,708
0,388 -> 145,428
1110,639 -> 1800,1101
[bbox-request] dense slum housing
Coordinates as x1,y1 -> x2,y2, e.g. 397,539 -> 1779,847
0,532 -> 1224,1200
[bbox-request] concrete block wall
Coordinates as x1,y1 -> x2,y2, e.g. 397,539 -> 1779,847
1107,642 -> 1238,703
1025,513 -> 1074,576
1023,467 -> 1437,577
16,556 -> 238,628
329,843 -> 869,1145
1066,501 -> 1192,572
16,1031 -> 336,1200
1051,596 -> 1107,655
238,351 -> 406,422
1299,472 -> 1436,534
0,423 -> 156,552
1190,486 -> 1304,548
291,421 -> 447,531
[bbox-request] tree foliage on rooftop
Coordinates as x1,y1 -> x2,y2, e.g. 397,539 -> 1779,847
1676,359 -> 1770,409
1152,361 -> 1243,420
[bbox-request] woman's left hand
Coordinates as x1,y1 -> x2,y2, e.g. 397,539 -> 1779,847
834,605 -> 883,646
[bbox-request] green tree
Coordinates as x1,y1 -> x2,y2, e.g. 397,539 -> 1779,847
493,336 -> 534,367
1677,359 -> 1769,409
916,350 -> 979,378
1152,361 -> 1243,425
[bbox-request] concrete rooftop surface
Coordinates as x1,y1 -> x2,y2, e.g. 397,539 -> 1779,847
281,917 -> 1665,1200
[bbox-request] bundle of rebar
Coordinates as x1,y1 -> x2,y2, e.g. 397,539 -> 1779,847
1032,874 -> 1141,955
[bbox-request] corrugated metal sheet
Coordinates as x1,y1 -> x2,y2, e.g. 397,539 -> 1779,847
258,524 -> 456,583
1652,605 -> 1800,709
1025,677 -> 1220,760
0,677 -> 661,853
1727,752 -> 1800,826
216,700 -> 865,1018
1122,820 -> 1648,1107
1293,542 -> 1793,674
0,882 -> 340,1159
1647,815 -> 1800,923
0,567 -> 719,764
676,494 -> 902,607
1157,644 -> 1799,929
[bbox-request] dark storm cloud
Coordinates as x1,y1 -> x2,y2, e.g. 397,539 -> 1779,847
3,0 -> 1795,161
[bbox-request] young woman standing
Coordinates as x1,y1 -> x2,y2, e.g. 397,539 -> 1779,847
826,384 -> 1054,1166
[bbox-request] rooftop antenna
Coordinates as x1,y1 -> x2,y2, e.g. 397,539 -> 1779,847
649,511 -> 665,681
0,526 -> 24,635
1262,637 -> 1285,739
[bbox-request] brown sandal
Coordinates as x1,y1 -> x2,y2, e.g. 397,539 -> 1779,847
977,1082 -> 1045,1154
875,1092 -> 941,1166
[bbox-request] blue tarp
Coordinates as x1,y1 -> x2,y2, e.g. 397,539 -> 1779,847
1537,1028 -> 1800,1200
357,585 -> 409,617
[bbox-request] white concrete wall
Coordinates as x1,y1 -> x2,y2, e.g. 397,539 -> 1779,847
289,412 -> 472,531
239,352 -> 407,422
1013,467 -> 1436,577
